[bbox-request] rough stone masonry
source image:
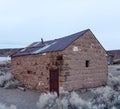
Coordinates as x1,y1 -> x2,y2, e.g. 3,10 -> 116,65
11,29 -> 108,93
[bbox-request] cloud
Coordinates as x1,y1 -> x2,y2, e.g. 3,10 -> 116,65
0,0 -> 120,49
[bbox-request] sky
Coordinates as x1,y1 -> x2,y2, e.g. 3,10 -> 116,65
0,0 -> 120,50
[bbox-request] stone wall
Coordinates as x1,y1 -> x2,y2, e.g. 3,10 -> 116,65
11,52 -> 64,92
11,30 -> 108,92
62,31 -> 108,91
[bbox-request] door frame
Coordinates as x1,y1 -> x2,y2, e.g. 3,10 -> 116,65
49,68 -> 59,95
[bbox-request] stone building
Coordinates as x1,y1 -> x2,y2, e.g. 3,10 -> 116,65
107,50 -> 120,65
11,29 -> 108,94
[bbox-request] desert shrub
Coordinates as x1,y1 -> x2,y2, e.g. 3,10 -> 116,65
90,86 -> 119,109
69,92 -> 92,109
113,95 -> 120,109
107,74 -> 120,90
0,72 -> 13,87
37,91 -> 120,109
0,75 -> 5,87
37,92 -> 58,109
4,79 -> 21,89
4,72 -> 13,81
0,72 -> 21,89
37,92 -> 92,109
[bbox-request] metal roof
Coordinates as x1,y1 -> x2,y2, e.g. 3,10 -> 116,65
12,29 -> 90,57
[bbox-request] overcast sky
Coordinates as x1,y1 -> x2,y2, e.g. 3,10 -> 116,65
0,0 -> 120,50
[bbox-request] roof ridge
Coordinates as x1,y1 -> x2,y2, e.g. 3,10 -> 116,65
11,29 -> 90,57
53,29 -> 90,40
32,29 -> 90,43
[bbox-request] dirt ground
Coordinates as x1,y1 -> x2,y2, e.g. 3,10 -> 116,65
0,88 -> 40,109
0,87 -> 96,109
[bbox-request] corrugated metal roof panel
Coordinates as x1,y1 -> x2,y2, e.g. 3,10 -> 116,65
12,29 -> 89,57
32,42 -> 57,54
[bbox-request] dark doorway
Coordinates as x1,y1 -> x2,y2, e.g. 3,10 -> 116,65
49,69 -> 59,95
86,60 -> 90,67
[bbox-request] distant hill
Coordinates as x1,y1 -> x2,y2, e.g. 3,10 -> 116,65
0,48 -> 22,57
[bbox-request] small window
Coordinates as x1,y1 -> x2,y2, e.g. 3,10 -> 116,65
56,55 -> 63,66
27,70 -> 36,74
57,55 -> 63,60
86,60 -> 89,67
27,70 -> 32,74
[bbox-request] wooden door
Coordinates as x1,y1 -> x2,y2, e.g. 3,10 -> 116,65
49,69 -> 59,95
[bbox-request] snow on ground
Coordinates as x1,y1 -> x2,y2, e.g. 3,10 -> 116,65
0,57 -> 11,62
